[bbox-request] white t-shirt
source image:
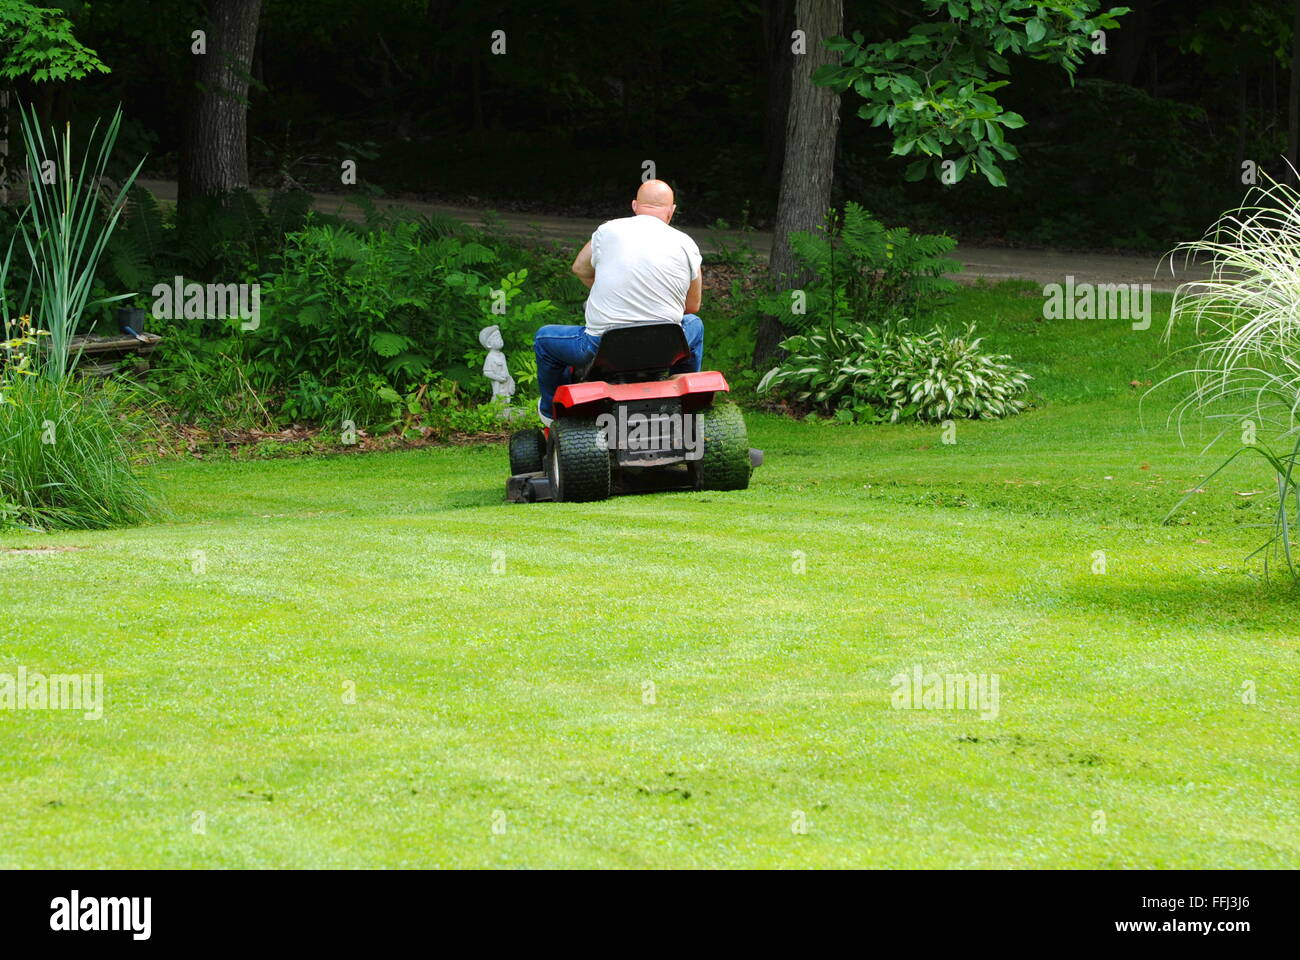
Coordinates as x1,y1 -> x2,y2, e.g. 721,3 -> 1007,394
584,215 -> 702,337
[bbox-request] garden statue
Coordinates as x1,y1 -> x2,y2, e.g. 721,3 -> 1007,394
479,325 -> 515,402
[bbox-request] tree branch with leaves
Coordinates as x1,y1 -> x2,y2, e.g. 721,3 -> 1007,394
817,0 -> 1130,186
0,0 -> 109,203
0,0 -> 108,83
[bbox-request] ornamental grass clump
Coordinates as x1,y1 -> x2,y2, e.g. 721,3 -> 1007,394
1157,172 -> 1300,576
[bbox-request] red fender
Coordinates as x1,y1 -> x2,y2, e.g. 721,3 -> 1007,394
554,371 -> 729,417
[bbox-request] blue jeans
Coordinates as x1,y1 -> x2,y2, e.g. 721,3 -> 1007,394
534,314 -> 704,417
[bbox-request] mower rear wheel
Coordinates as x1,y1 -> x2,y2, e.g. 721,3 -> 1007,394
508,428 -> 545,475
547,417 -> 611,502
696,401 -> 751,491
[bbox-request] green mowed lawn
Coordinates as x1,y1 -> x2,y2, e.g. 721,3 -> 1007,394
1,282 -> 1297,868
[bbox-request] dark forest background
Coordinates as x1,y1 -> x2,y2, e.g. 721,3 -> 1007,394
16,0 -> 1293,252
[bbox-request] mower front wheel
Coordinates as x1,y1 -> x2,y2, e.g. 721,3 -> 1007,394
508,428 -> 545,475
547,417 -> 611,502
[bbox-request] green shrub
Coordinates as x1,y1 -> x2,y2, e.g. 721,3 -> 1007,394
758,322 -> 1031,423
753,204 -> 1028,423
0,373 -> 157,530
141,333 -> 276,432
766,201 -> 960,331
0,497 -> 21,529
130,202 -> 586,433
373,378 -> 532,441
262,222 -> 510,377
241,222 -> 557,419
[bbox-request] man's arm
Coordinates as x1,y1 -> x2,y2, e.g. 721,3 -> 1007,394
684,269 -> 702,315
571,241 -> 595,289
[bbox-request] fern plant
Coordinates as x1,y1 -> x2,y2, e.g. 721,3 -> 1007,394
105,186 -> 315,296
768,202 -> 961,334
105,185 -> 166,292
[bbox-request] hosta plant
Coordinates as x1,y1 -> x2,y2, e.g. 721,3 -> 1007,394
758,321 -> 1031,423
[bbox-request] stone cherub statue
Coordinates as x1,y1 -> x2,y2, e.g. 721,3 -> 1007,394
479,325 -> 515,402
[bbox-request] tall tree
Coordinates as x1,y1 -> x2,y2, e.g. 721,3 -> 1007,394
760,0 -> 797,197
178,0 -> 262,215
757,0 -> 843,364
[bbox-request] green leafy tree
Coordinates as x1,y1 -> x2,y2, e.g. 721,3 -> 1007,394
0,1 -> 109,204
0,0 -> 108,81
817,0 -> 1130,186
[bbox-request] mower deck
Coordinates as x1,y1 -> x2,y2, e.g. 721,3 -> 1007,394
506,449 -> 763,503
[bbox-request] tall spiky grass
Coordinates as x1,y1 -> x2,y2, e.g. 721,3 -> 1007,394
0,372 -> 158,530
16,103 -> 143,380
0,104 -> 156,530
1157,171 -> 1300,576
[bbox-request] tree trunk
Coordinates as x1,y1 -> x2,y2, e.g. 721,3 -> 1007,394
760,0 -> 796,199
756,0 -> 843,366
0,89 -> 9,207
1290,0 -> 1300,184
178,0 -> 263,215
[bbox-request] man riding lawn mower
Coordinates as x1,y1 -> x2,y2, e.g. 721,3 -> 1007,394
505,180 -> 760,503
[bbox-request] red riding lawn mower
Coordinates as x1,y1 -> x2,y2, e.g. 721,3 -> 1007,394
506,322 -> 761,502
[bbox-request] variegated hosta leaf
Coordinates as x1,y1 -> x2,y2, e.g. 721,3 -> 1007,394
757,318 -> 1031,421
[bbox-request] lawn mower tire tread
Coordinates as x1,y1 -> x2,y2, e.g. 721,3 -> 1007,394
508,428 -> 546,475
698,401 -> 752,491
550,417 -> 611,502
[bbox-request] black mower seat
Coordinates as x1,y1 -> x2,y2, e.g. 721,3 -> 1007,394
576,322 -> 690,383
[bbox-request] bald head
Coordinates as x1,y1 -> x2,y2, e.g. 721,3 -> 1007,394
632,180 -> 676,223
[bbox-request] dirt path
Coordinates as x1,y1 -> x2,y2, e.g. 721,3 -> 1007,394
137,178 -> 1207,292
